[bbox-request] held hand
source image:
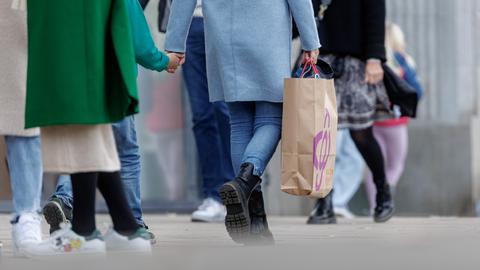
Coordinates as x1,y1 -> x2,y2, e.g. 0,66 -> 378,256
365,59 -> 384,85
302,49 -> 320,65
166,52 -> 185,73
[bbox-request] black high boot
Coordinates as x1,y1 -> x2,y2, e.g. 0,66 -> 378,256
306,190 -> 336,225
248,189 -> 274,245
219,163 -> 261,243
374,184 -> 395,223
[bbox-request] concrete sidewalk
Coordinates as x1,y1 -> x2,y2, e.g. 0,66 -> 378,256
1,215 -> 479,269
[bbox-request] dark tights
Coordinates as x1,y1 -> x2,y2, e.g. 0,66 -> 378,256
71,172 -> 140,236
349,127 -> 388,192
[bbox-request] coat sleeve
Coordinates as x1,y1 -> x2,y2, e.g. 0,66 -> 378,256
127,0 -> 169,71
364,0 -> 386,61
164,0 -> 197,53
286,0 -> 321,51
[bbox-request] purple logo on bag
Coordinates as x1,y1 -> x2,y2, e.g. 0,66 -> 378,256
313,109 -> 332,191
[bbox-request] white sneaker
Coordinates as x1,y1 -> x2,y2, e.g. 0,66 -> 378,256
23,224 -> 106,258
12,213 -> 42,256
104,227 -> 151,253
334,206 -> 356,219
191,198 -> 226,223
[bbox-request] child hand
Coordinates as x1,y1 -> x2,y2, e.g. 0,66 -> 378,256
166,53 -> 185,73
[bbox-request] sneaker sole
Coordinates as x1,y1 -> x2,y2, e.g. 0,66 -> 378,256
219,184 -> 250,244
43,201 -> 67,233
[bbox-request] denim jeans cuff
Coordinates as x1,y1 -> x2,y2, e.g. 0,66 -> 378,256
243,157 -> 265,177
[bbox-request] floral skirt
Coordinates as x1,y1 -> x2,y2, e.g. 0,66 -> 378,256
322,55 -> 393,130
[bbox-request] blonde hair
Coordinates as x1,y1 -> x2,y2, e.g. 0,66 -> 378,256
386,22 -> 416,70
386,22 -> 406,53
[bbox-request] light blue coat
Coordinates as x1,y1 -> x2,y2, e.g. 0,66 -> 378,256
165,0 -> 321,103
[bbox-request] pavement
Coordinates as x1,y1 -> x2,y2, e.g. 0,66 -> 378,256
0,215 -> 480,270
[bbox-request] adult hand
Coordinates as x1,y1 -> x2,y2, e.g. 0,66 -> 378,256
302,49 -> 320,65
365,59 -> 384,85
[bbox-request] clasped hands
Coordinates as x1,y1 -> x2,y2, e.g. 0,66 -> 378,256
166,52 -> 185,73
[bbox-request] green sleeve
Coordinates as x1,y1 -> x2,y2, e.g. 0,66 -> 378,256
126,0 -> 169,71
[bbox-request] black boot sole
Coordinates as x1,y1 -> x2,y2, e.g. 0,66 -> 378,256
43,201 -> 67,234
374,207 -> 395,223
306,216 -> 337,225
219,183 -> 251,244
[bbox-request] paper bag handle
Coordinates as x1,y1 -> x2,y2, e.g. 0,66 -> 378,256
300,61 -> 321,79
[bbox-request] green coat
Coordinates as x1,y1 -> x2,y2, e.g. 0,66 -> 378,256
25,0 -> 138,128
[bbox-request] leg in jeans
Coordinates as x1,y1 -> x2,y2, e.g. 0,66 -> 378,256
223,101 -> 281,243
112,116 -> 144,226
183,17 -> 234,202
5,136 -> 43,218
241,102 -> 283,176
228,102 -> 255,175
365,125 -> 409,209
51,175 -> 73,210
228,101 -> 282,176
332,130 -> 364,208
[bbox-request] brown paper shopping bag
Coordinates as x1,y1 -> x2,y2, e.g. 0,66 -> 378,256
281,62 -> 338,198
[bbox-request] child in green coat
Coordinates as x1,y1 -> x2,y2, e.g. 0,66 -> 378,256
25,0 -> 182,257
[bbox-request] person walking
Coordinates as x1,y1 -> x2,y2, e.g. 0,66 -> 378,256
307,0 -> 395,224
41,0 -> 184,243
23,0 -> 180,256
364,22 -> 424,210
140,0 -> 234,223
165,0 -> 321,244
0,0 -> 43,256
182,1 -> 234,223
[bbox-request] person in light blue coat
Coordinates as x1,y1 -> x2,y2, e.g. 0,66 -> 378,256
165,0 -> 321,244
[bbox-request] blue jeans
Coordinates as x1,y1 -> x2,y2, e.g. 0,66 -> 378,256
51,116 -> 145,226
228,102 -> 282,177
332,130 -> 364,208
53,175 -> 73,210
6,136 -> 43,219
183,18 -> 234,202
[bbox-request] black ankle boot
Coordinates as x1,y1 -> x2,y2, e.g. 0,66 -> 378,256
219,163 -> 261,244
374,184 -> 395,223
248,189 -> 274,245
306,191 -> 336,225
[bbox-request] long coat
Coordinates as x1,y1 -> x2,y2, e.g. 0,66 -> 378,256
25,0 -> 139,128
165,0 -> 321,103
0,1 -> 38,136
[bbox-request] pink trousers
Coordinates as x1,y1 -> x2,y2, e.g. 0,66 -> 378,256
365,124 -> 409,209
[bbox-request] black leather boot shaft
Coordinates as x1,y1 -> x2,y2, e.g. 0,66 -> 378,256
248,189 -> 274,245
374,184 -> 395,223
307,190 -> 337,225
236,163 -> 261,192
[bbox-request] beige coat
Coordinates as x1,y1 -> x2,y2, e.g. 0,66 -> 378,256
0,1 -> 38,136
41,125 -> 120,174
